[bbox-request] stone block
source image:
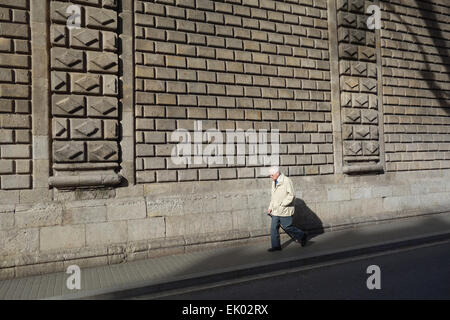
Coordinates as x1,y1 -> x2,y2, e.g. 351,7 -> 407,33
327,188 -> 351,201
1,144 -> 31,160
19,188 -> 52,204
53,141 -> 85,162
87,51 -> 118,73
86,221 -> 127,246
0,114 -> 30,129
199,169 -> 218,181
15,261 -> 65,279
71,73 -> 101,94
300,186 -> 328,202
51,47 -> 84,71
127,217 -> 165,242
87,141 -> 119,161
314,201 -> 340,220
52,94 -> 85,117
70,118 -> 102,139
40,225 -> 85,251
202,212 -> 233,234
0,267 -> 14,280
63,204 -> 107,225
360,198 -> 384,217
177,169 -> 197,181
232,210 -> 252,232
62,255 -> 108,271
0,160 -> 14,174
165,215 -> 185,237
391,184 -> 411,197
154,170 -> 176,182
0,190 -> 19,205
1,175 -> 31,190
350,186 -> 372,200
183,214 -> 205,236
146,196 -> 184,217
0,228 -> 39,256
86,7 -> 118,30
106,198 -> 146,221
382,195 -> 422,213
0,205 -> 14,230
374,186 -> 392,201
15,202 -> 62,228
339,199 -> 365,218
0,52 -> 29,69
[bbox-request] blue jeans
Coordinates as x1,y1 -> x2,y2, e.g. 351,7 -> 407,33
270,215 -> 305,248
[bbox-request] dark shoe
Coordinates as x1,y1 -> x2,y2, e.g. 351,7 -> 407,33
267,246 -> 282,252
300,233 -> 308,247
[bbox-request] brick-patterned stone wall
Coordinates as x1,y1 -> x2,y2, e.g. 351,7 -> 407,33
381,0 -> 450,171
0,0 -> 32,190
49,0 -> 121,186
2,0 -> 450,280
134,0 -> 334,183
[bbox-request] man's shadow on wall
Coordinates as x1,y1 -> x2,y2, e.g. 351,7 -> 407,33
280,198 -> 324,249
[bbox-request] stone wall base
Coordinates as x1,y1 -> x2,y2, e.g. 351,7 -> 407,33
2,169 -> 450,280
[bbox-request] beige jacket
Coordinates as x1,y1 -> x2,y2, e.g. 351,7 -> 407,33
268,174 -> 295,217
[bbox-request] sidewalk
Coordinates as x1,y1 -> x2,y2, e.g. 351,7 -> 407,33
1,211 -> 450,300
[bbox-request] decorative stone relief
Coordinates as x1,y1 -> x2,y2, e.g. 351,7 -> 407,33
48,0 -> 121,188
336,0 -> 384,171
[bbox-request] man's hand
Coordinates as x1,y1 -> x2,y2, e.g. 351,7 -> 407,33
268,208 -> 272,214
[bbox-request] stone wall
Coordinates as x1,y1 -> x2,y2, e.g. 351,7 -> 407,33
0,0 -> 32,190
0,0 -> 449,279
134,0 -> 334,182
381,0 -> 450,171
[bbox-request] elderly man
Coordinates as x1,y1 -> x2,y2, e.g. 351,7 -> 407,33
267,166 -> 307,251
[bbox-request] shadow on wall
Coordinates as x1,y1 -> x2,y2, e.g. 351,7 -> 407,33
384,1 -> 450,112
415,1 -> 450,112
292,198 -> 325,239
274,197 -> 324,250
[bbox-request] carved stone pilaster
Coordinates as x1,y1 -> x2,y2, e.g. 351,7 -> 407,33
48,0 -> 121,188
335,0 -> 385,174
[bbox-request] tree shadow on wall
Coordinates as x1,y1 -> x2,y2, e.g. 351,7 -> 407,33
384,1 -> 450,113
416,1 -> 450,112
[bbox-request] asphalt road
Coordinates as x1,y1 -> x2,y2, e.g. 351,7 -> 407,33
158,240 -> 450,300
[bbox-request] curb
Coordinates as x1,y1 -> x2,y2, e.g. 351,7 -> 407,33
46,230 -> 450,300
